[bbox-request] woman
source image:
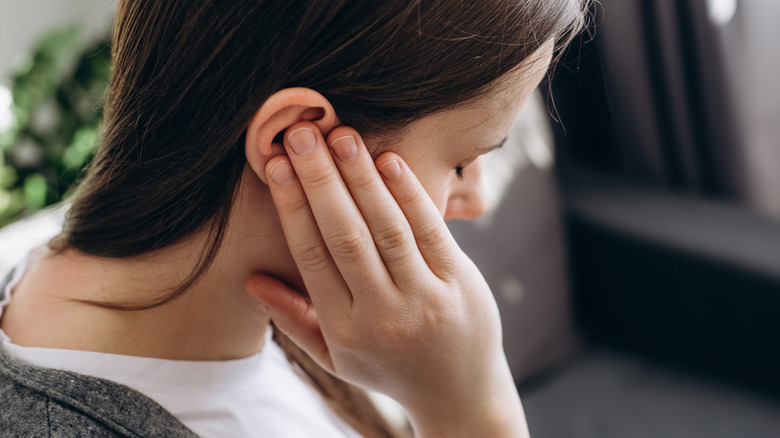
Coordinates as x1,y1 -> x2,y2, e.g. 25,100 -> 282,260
0,0 -> 586,437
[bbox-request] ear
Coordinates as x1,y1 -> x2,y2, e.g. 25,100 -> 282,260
245,88 -> 340,183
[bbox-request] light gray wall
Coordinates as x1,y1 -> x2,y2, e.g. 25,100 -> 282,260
738,1 -> 780,215
0,0 -> 116,81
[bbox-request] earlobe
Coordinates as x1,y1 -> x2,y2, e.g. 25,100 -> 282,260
245,88 -> 340,184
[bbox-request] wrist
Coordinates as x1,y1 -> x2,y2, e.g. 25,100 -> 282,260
403,360 -> 530,438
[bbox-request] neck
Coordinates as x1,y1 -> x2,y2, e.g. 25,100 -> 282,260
2,169 -> 299,361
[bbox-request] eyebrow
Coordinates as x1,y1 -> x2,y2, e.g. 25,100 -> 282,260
476,135 -> 509,153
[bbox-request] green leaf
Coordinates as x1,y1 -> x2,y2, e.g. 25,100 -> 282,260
11,26 -> 81,131
0,189 -> 10,214
23,173 -> 48,210
63,125 -> 98,169
0,164 -> 18,188
0,187 -> 25,226
0,23 -> 111,226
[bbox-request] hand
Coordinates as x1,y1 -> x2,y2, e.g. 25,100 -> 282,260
245,122 -> 529,437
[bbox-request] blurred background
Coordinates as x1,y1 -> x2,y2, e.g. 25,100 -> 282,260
1,0 -> 779,437
0,0 -> 114,268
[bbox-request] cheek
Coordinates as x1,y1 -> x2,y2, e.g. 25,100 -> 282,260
404,163 -> 452,217
377,138 -> 453,218
427,190 -> 449,217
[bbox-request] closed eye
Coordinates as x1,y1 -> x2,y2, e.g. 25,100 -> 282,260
453,136 -> 507,182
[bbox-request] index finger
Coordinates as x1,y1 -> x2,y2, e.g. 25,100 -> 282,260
265,153 -> 354,319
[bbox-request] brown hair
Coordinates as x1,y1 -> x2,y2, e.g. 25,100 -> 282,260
54,0 -> 586,436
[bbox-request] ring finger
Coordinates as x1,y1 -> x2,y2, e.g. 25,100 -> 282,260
326,127 -> 434,290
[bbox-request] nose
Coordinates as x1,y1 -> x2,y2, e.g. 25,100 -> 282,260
443,159 -> 489,221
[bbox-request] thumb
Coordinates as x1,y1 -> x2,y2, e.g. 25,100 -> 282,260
244,273 -> 333,372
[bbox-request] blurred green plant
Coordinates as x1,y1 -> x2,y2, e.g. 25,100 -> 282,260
0,26 -> 111,227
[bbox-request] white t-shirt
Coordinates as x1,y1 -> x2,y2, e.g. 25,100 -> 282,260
0,247 -> 361,438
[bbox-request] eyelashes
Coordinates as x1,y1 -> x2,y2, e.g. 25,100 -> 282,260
455,166 -> 464,180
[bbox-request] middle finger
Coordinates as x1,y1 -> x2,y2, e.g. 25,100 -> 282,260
326,127 -> 433,290
282,122 -> 393,298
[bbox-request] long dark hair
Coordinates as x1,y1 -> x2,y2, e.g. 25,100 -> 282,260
53,0 -> 587,436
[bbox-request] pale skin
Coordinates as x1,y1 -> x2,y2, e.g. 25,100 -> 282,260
1,42 -> 553,437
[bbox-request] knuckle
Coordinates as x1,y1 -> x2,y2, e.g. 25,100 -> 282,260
327,230 -> 369,260
294,238 -> 333,272
373,224 -> 412,255
302,167 -> 338,188
281,192 -> 312,216
346,169 -> 377,191
397,183 -> 425,206
414,220 -> 448,248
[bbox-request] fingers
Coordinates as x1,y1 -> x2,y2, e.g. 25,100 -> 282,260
375,152 -> 462,275
244,273 -> 334,372
267,121 -> 391,303
265,153 -> 353,319
268,120 -> 460,293
326,127 -> 434,288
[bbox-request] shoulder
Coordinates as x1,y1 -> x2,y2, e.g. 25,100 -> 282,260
0,361 -> 128,437
0,347 -> 198,438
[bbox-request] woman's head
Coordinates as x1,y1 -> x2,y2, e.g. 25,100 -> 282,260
52,2 -> 587,435
59,0 -> 586,290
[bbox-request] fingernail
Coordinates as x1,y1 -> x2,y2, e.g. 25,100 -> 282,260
378,160 -> 401,180
269,160 -> 295,187
330,136 -> 357,162
288,128 -> 316,156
